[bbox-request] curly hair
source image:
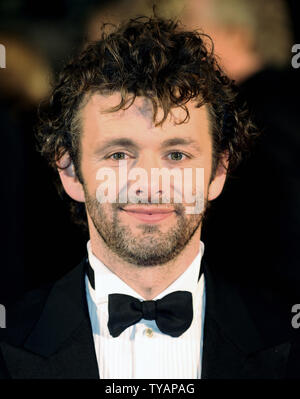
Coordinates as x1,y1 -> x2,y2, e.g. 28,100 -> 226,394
36,16 -> 257,230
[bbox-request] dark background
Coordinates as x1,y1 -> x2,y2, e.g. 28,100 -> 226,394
0,0 -> 300,305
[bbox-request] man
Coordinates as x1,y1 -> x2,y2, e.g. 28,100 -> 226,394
0,16 -> 298,379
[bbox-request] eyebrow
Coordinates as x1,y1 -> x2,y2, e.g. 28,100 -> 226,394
94,137 -> 202,155
161,138 -> 202,152
94,138 -> 140,155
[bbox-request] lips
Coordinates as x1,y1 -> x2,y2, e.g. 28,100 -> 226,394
121,206 -> 174,214
119,206 -> 175,223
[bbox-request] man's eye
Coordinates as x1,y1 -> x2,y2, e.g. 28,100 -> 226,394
167,152 -> 187,161
110,152 -> 128,160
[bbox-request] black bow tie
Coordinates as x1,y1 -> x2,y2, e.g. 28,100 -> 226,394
85,257 -> 204,338
107,291 -> 193,337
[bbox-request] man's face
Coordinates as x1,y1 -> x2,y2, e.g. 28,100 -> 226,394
78,93 -> 216,266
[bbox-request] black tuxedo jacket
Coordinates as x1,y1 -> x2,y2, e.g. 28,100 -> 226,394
0,256 -> 300,379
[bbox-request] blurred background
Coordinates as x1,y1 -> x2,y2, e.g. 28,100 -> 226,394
0,0 -> 299,306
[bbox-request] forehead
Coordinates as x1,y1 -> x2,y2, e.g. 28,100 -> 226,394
80,92 -> 211,143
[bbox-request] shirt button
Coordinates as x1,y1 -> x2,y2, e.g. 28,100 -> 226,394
144,327 -> 154,338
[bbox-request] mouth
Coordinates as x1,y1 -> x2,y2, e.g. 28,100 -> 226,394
119,206 -> 175,223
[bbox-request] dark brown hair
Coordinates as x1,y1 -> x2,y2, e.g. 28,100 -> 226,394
36,16 -> 257,229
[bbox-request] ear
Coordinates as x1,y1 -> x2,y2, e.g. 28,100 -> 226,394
57,152 -> 85,203
208,152 -> 229,201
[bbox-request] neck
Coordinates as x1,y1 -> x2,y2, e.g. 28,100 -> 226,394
89,226 -> 201,300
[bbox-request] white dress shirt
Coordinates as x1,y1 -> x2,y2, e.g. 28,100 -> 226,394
85,240 -> 206,379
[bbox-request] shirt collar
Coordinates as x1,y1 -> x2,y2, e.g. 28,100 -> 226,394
86,240 -> 204,305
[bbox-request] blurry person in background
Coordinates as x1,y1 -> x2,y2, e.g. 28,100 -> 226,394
182,0 -> 293,82
182,0 -> 300,306
0,34 -> 51,109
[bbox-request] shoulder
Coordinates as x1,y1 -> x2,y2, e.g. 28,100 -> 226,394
0,257 -> 87,347
0,283 -> 52,347
0,258 -> 88,379
0,283 -> 52,379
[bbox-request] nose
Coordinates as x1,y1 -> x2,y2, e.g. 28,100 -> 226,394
129,152 -> 164,204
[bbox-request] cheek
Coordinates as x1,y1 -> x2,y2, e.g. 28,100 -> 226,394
86,197 -> 115,222
190,160 -> 213,199
81,159 -> 103,195
203,153 -> 214,192
203,170 -> 212,198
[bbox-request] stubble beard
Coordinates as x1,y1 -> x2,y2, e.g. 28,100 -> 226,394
84,188 -> 205,266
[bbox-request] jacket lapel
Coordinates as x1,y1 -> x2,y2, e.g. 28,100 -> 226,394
201,259 -> 293,379
0,258 -> 99,379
